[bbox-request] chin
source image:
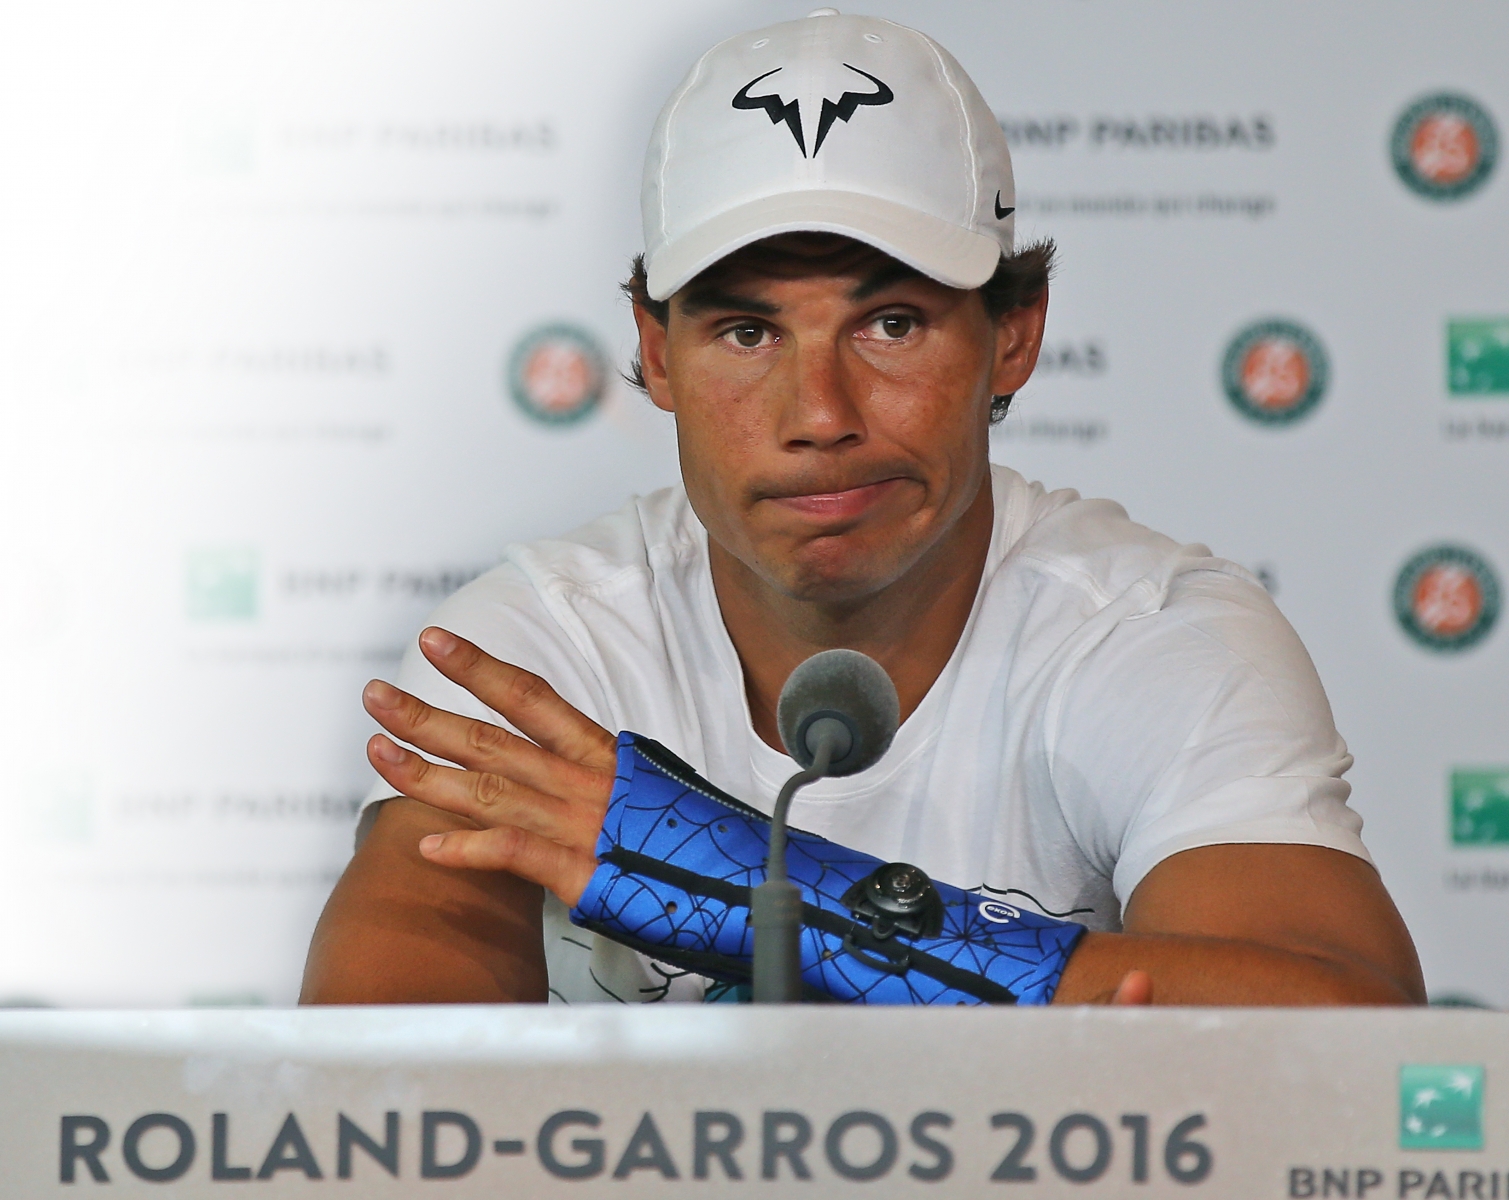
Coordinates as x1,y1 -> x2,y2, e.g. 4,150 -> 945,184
771,540 -> 919,605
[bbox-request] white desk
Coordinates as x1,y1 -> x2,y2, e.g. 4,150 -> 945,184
0,1006 -> 1503,1197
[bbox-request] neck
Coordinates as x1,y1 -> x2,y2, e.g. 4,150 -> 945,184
710,475 -> 995,752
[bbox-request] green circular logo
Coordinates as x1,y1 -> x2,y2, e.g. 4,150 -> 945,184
506,323 -> 608,426
1393,544 -> 1500,652
1221,319 -> 1329,426
1391,92 -> 1498,201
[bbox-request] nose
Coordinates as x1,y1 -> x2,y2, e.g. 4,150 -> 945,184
774,337 -> 867,452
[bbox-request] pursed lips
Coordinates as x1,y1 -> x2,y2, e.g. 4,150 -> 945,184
762,476 -> 909,521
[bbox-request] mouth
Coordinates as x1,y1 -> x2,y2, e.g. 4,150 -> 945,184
762,476 -> 910,522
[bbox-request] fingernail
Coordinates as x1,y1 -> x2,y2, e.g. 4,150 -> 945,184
369,735 -> 406,764
419,834 -> 445,855
420,627 -> 459,656
364,679 -> 400,709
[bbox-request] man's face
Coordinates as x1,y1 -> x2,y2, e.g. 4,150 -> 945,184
635,237 -> 1045,606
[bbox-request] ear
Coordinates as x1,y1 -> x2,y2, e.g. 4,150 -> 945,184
632,302 -> 675,413
988,286 -> 1049,399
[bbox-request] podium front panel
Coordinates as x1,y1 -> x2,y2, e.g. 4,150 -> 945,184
0,1006 -> 1503,1197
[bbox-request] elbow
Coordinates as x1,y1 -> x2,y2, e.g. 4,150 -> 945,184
1310,959 -> 1427,1007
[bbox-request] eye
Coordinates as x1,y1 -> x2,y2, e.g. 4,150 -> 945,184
722,323 -> 770,349
866,313 -> 916,341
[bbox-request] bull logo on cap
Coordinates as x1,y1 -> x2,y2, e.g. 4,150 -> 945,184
732,63 -> 894,157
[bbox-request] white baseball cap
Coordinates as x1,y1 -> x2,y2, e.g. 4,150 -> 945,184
641,8 -> 1014,302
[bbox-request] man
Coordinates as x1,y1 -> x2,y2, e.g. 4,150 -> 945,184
301,11 -> 1422,1007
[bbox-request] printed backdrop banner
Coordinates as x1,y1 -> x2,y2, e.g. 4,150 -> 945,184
0,1 -> 1503,1008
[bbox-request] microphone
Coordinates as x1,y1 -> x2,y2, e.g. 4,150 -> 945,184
752,649 -> 900,1003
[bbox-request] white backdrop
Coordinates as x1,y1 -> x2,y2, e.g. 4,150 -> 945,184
0,1 -> 1504,1008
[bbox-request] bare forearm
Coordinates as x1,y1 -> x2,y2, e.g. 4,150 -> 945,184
300,883 -> 547,1004
300,799 -> 549,1005
1053,932 -> 1425,1006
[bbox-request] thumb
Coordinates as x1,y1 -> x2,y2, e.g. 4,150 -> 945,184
418,826 -> 595,908
1110,969 -> 1153,1005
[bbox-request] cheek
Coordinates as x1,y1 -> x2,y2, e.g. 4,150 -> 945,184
668,351 -> 773,455
666,374 -> 767,525
865,340 -> 992,451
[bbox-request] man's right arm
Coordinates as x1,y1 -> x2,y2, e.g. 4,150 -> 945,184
299,797 -> 548,1004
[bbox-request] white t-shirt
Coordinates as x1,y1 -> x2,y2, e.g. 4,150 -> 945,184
362,465 -> 1369,1004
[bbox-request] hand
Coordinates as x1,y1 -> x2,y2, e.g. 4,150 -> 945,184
361,627 -> 617,907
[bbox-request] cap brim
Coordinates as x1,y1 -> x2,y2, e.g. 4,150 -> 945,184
645,190 -> 1006,301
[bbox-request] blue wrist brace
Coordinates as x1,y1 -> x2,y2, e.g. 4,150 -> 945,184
568,732 -> 1086,1005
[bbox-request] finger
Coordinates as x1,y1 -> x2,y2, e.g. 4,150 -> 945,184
419,824 -> 597,908
1110,969 -> 1153,1006
367,734 -> 597,852
363,678 -> 608,803
416,628 -> 617,770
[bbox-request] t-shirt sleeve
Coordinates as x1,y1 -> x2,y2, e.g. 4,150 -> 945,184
358,562 -> 612,822
1047,566 -> 1371,909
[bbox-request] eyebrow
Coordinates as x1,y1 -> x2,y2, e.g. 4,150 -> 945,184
848,259 -> 926,301
675,258 -> 929,317
676,286 -> 779,318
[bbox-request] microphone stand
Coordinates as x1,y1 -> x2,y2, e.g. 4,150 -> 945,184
752,724 -> 840,1003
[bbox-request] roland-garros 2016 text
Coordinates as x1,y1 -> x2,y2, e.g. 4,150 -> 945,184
57,1107 -> 1212,1186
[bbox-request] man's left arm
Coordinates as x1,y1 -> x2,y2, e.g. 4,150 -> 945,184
1052,842 -> 1425,1005
1039,564 -> 1425,1006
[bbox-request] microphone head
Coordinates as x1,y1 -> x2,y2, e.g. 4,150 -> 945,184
776,649 -> 900,777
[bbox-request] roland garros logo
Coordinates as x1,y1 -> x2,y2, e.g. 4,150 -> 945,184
1221,319 -> 1329,426
1393,544 -> 1501,653
506,323 -> 608,426
1391,93 -> 1498,201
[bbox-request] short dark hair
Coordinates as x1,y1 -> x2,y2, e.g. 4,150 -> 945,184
620,235 -> 1055,423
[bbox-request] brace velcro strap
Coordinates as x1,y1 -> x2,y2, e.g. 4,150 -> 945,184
568,733 -> 1086,1006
